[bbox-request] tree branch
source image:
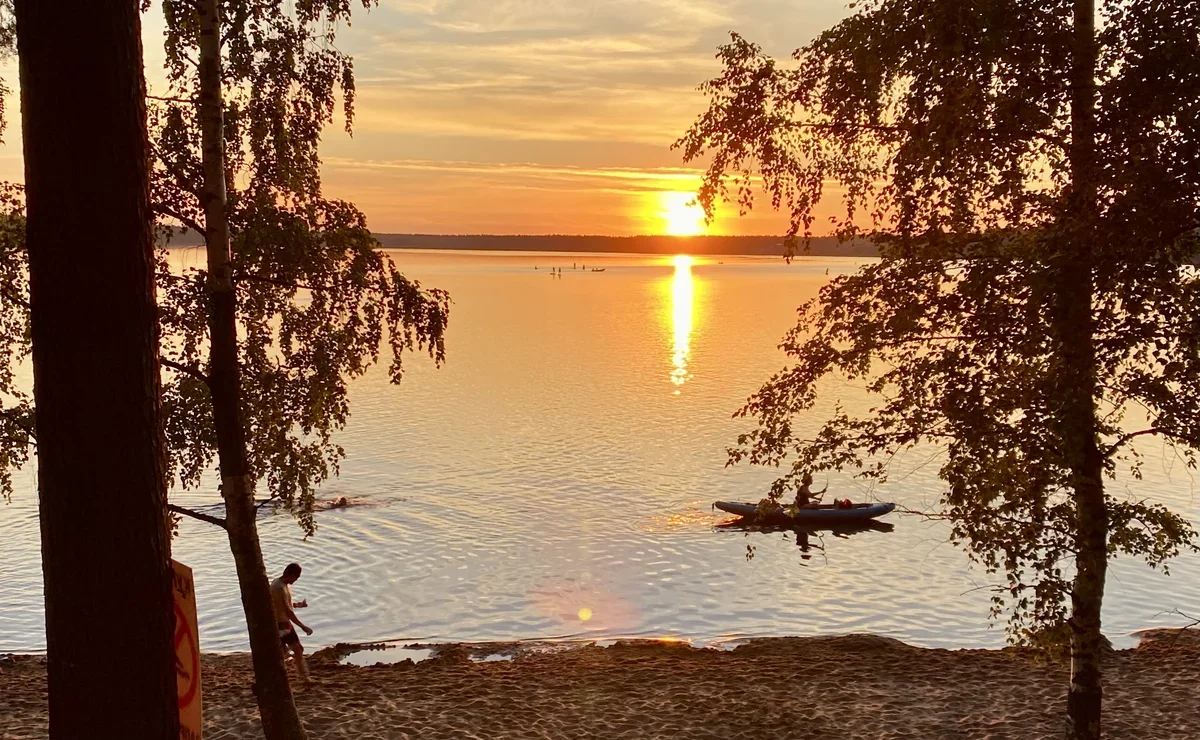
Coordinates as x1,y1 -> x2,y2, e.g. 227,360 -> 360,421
147,94 -> 198,106
868,334 -> 1016,348
780,121 -> 1066,149
1106,427 -> 1200,455
158,271 -> 196,284
236,272 -> 331,292
168,503 -> 227,529
905,505 -> 1078,541
160,357 -> 210,385
782,121 -> 904,134
153,203 -> 205,237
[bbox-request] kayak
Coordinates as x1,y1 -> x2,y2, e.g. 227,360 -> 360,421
714,501 -> 896,522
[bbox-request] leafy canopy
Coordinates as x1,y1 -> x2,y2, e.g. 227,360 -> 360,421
676,0 -> 1199,640
154,0 -> 449,534
0,2 -> 449,532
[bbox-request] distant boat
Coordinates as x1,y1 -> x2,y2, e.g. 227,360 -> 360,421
714,500 -> 895,523
591,268 -> 606,272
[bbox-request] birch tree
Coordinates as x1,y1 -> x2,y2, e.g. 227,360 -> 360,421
152,1 -> 449,737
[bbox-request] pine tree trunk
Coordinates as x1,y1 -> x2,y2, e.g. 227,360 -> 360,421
15,1 -> 178,736
1059,1 -> 1106,738
196,0 -> 308,737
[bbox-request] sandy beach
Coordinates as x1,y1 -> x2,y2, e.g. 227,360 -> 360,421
2,633 -> 1197,739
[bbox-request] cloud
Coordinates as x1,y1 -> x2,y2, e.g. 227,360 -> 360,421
324,158 -> 705,190
0,0 -> 855,234
317,0 -> 853,232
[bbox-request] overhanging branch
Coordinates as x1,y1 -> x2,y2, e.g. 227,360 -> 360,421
147,94 -> 198,106
237,272 -> 331,292
1106,427 -> 1200,456
160,357 -> 210,386
778,121 -> 1065,149
153,202 -> 205,237
168,503 -> 227,529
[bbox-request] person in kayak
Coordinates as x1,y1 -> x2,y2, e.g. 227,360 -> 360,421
271,562 -> 313,683
794,473 -> 827,509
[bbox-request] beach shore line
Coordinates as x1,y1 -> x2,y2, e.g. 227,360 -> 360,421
3,632 -> 1197,739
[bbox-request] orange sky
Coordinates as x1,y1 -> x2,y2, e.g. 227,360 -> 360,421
0,1 -> 855,236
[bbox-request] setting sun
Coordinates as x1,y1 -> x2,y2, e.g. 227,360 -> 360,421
659,192 -> 707,236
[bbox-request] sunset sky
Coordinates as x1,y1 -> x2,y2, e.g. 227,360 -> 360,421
0,1 -> 854,236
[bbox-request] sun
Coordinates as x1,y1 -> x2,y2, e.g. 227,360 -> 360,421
659,192 -> 707,236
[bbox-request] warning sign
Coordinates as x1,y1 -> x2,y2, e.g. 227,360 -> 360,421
172,560 -> 202,740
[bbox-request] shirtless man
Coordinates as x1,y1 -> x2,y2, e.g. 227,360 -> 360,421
271,562 -> 313,683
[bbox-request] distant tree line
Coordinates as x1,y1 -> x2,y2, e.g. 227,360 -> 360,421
162,229 -> 881,257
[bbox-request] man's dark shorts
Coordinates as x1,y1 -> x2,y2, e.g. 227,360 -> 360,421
280,626 -> 300,648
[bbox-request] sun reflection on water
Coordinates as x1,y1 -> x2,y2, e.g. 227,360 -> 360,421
670,255 -> 694,394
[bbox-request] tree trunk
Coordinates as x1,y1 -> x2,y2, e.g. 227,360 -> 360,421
196,0 -> 308,737
1059,1 -> 1106,739
15,1 -> 178,737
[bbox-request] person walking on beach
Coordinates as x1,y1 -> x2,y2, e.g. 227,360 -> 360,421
794,473 -> 826,509
271,562 -> 313,683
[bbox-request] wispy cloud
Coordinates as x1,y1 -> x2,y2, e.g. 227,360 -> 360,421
325,158 -> 705,189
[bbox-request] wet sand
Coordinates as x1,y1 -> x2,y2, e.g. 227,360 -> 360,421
2,634 -> 1197,739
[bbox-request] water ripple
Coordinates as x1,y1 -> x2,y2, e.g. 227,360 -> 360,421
2,253 -> 1198,653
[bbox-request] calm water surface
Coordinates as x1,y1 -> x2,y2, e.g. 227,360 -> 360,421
2,250 -> 1199,652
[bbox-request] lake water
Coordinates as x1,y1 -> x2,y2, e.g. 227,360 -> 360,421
2,250 -> 1199,653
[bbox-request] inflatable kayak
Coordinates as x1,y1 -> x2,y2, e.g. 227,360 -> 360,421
714,501 -> 895,522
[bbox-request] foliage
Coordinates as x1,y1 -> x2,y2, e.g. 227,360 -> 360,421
0,4 -> 26,502
153,0 -> 449,534
677,0 -> 1200,642
159,198 -> 448,533
0,183 -> 31,502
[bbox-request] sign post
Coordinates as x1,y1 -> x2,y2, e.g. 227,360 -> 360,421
172,560 -> 202,740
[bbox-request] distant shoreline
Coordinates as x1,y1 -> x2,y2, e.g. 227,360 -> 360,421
162,230 -> 878,258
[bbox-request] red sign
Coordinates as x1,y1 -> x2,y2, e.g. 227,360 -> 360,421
172,560 -> 202,740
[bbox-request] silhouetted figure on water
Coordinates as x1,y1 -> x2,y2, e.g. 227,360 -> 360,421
794,472 -> 826,509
